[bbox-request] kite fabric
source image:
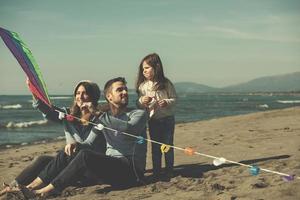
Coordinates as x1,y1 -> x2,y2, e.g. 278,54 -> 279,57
0,27 -> 51,106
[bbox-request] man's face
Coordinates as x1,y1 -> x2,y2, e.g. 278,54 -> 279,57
107,81 -> 128,107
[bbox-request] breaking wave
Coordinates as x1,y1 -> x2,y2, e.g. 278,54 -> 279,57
277,100 -> 300,104
0,104 -> 22,109
258,104 -> 269,109
50,96 -> 72,100
5,119 -> 48,128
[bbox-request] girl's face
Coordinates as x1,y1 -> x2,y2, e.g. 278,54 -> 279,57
75,85 -> 91,107
142,61 -> 154,80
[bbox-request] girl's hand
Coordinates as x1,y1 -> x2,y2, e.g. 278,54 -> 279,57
64,143 -> 77,156
158,99 -> 167,108
141,96 -> 152,105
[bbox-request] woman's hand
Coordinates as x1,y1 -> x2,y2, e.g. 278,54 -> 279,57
26,78 -> 38,100
64,143 -> 77,156
26,78 -> 30,86
80,102 -> 94,114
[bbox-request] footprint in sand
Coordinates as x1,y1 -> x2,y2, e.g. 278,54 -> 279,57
252,178 -> 269,189
231,195 -> 238,200
21,156 -> 33,162
211,183 -> 225,191
10,162 -> 20,167
210,142 -> 219,146
252,182 -> 269,188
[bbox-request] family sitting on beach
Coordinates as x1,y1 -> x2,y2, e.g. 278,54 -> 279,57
1,53 -> 177,198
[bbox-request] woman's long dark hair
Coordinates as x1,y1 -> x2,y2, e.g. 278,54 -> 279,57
135,53 -> 169,94
69,82 -> 100,118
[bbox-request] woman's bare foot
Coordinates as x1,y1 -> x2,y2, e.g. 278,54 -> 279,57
26,177 -> 43,190
0,182 -> 20,196
0,183 -> 10,196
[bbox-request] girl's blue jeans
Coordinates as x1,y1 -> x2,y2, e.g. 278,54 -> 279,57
148,115 -> 175,175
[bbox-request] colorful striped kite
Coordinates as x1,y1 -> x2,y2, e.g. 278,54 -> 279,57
0,27 -> 51,106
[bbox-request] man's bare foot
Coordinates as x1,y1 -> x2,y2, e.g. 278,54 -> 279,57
34,183 -> 55,196
26,177 -> 43,190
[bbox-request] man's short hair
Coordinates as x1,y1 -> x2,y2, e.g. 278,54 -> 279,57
103,77 -> 127,101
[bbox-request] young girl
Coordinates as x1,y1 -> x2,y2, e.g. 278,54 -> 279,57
136,53 -> 177,180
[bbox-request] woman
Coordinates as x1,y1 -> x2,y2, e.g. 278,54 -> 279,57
1,80 -> 106,196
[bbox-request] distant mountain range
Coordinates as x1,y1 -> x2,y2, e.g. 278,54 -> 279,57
174,72 -> 300,93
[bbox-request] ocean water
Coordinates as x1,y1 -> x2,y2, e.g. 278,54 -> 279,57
0,93 -> 300,147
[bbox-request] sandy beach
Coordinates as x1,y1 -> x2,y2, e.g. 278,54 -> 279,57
0,107 -> 299,200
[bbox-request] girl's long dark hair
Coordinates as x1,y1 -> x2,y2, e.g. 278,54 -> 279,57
135,53 -> 169,94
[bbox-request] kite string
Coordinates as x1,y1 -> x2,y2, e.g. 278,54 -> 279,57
54,109 -> 300,180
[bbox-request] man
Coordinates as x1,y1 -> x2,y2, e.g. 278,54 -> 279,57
34,77 -> 148,195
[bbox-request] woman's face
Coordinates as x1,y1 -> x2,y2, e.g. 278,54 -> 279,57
142,61 -> 154,80
75,85 -> 91,107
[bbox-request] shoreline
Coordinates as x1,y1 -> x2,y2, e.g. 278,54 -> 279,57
1,106 -> 299,149
1,91 -> 300,96
0,137 -> 65,151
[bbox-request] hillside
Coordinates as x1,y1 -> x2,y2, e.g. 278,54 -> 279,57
174,72 -> 300,93
174,82 -> 218,93
222,72 -> 300,92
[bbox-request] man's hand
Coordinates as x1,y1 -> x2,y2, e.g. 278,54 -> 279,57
64,143 -> 77,156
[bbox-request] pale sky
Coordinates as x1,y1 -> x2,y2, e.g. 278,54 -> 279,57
1,0 -> 300,94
